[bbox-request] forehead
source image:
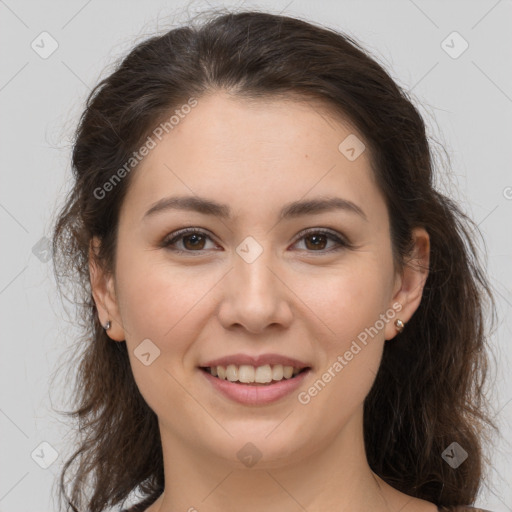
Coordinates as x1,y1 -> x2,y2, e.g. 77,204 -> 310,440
120,92 -> 385,225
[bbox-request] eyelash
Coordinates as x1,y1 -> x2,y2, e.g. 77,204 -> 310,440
160,227 -> 352,255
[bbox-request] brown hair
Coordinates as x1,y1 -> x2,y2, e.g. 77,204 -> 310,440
51,8 -> 498,511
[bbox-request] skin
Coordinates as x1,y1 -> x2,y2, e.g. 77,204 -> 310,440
90,92 -> 433,512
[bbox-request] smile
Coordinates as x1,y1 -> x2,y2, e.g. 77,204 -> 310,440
201,364 -> 308,385
199,365 -> 311,405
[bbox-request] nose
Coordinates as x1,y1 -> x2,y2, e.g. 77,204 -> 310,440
216,244 -> 293,334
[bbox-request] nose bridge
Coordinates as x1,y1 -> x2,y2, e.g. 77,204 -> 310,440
237,242 -> 275,297
218,235 -> 293,332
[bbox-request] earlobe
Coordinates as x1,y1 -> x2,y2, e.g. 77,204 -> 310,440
88,237 -> 126,342
385,227 -> 430,341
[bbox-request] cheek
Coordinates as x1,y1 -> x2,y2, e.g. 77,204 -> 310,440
299,260 -> 391,400
298,276 -> 387,432
299,261 -> 392,344
297,259 -> 393,424
114,251 -> 214,413
115,245 -> 214,339
302,342 -> 383,436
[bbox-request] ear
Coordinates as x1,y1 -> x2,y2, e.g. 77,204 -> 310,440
384,227 -> 430,341
89,236 -> 125,342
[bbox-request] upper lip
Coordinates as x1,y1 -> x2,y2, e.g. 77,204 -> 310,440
200,353 -> 311,369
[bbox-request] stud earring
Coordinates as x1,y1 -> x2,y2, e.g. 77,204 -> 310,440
394,318 -> 405,333
103,320 -> 111,330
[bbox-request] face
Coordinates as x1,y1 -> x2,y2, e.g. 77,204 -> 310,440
91,92 -> 429,469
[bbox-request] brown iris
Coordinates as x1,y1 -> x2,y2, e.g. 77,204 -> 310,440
182,233 -> 207,250
303,233 -> 328,251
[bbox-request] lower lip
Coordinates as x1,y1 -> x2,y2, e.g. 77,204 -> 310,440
200,368 -> 311,405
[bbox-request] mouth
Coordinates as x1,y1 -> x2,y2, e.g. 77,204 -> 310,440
199,364 -> 311,386
198,354 -> 313,404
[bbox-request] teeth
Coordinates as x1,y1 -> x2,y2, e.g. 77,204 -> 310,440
207,364 -> 304,384
226,364 -> 238,382
238,365 -> 255,383
272,365 -> 284,380
254,364 -> 272,383
283,365 -> 294,379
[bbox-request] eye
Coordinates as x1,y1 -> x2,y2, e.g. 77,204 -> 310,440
161,228 -> 218,255
160,227 -> 352,255
292,228 -> 351,253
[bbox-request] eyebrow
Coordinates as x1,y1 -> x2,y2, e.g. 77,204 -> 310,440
143,195 -> 367,222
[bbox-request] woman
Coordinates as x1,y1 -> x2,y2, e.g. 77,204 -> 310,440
51,8 -> 498,512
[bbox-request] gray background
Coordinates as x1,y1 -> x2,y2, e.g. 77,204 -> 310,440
1,0 -> 511,510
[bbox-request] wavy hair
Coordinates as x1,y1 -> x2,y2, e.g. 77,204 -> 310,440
51,8 -> 498,511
